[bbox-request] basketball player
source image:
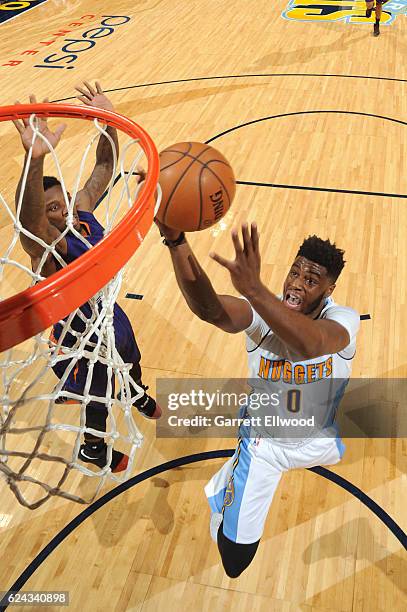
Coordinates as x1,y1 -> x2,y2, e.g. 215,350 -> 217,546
365,0 -> 384,36
157,221 -> 359,577
13,82 -> 161,474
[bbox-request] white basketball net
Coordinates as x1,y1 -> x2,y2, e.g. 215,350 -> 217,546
0,112 -> 161,509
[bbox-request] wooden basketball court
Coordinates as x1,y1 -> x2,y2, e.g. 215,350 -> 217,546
0,1 -> 406,610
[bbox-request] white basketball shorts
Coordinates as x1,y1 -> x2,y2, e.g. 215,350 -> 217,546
205,432 -> 345,544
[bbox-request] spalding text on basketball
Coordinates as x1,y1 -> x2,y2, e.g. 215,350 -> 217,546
209,190 -> 225,222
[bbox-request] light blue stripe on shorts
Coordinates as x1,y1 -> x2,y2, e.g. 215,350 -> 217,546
222,436 -> 253,542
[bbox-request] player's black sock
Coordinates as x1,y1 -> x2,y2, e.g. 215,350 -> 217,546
373,20 -> 380,35
366,7 -> 372,16
217,521 -> 260,578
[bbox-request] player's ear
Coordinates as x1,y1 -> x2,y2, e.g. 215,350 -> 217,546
325,282 -> 336,297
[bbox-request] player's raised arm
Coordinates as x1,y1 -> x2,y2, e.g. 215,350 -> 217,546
75,81 -> 119,212
211,223 -> 351,359
13,95 -> 67,265
156,221 -> 253,333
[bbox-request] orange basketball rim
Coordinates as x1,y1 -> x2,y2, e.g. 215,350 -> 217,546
0,103 -> 159,352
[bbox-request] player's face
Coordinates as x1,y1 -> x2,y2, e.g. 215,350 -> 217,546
283,256 -> 335,315
44,185 -> 80,232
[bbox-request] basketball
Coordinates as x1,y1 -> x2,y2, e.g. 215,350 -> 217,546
156,142 -> 236,231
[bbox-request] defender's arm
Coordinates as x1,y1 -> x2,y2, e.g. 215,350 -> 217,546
75,82 -> 119,212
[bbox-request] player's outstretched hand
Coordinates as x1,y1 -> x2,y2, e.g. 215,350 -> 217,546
154,218 -> 183,241
210,222 -> 263,298
75,81 -> 114,112
12,95 -> 66,159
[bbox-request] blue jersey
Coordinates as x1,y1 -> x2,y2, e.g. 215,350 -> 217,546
52,210 -> 139,365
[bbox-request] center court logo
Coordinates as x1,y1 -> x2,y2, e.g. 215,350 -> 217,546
0,0 -> 49,24
281,0 -> 407,25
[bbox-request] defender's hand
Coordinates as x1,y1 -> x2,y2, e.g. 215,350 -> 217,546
12,95 -> 66,159
75,81 -> 114,112
210,222 -> 263,298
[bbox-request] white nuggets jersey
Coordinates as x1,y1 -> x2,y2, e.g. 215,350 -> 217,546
243,296 -> 360,443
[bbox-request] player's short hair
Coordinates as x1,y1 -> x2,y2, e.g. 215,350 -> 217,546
43,176 -> 62,192
297,235 -> 345,281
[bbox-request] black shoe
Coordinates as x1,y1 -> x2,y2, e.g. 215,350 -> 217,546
373,22 -> 380,36
366,7 -> 372,16
78,442 -> 128,473
54,387 -> 78,404
132,384 -> 162,419
55,395 -> 77,405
